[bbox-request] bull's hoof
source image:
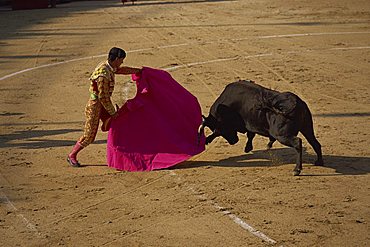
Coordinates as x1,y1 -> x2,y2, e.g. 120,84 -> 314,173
266,143 -> 273,150
314,159 -> 324,166
293,169 -> 301,176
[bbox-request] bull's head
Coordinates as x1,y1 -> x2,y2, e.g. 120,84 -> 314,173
198,104 -> 241,146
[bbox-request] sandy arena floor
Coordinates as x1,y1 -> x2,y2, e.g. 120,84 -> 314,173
0,0 -> 369,246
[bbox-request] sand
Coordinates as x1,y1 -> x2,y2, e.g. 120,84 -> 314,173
0,0 -> 369,246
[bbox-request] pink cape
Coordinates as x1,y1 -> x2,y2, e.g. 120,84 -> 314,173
107,67 -> 205,171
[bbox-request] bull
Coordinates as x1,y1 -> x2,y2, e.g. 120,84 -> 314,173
198,80 -> 323,176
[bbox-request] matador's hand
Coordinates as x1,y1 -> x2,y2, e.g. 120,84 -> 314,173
111,111 -> 119,119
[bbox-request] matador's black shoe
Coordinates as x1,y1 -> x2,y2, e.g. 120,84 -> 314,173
67,156 -> 81,167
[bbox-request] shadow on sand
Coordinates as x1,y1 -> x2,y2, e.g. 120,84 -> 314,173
173,148 -> 370,176
0,128 -> 106,149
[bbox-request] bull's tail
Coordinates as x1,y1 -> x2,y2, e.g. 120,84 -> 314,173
297,99 -> 313,130
298,100 -> 324,166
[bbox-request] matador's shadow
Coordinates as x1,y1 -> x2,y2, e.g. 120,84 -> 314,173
173,148 -> 370,176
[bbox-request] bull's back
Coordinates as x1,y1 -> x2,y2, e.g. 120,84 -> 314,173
210,81 -> 264,114
210,81 -> 272,135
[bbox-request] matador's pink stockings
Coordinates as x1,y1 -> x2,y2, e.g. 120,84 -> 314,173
67,142 -> 84,167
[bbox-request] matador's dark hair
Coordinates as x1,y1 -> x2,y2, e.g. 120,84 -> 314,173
108,47 -> 126,62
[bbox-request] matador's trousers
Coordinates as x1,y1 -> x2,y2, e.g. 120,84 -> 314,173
78,99 -> 110,147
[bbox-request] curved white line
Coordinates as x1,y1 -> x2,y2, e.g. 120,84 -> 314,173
0,48 -> 156,81
331,46 -> 370,50
1,31 -> 369,81
164,53 -> 273,71
259,31 -> 370,39
0,55 -> 105,81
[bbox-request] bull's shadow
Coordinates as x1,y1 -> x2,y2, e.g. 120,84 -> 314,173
174,148 -> 370,176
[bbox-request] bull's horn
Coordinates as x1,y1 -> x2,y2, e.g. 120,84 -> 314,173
197,116 -> 206,146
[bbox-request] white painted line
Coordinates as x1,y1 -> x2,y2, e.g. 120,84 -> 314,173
0,172 -> 40,234
169,171 -> 278,244
228,211 -> 277,244
228,31 -> 370,42
127,47 -> 155,53
0,48 -> 156,81
1,31 -> 369,81
164,56 -> 238,71
330,46 -> 370,50
0,46 -> 183,81
157,43 -> 189,49
259,31 -> 370,39
211,202 -> 277,244
0,191 -> 39,233
165,53 -> 273,71
0,54 -> 105,81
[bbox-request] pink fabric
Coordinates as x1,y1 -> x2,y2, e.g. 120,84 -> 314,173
107,67 -> 205,171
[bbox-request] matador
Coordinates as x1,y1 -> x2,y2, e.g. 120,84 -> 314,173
67,47 -> 141,167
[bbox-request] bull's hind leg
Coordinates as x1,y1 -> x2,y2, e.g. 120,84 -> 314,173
267,136 -> 276,150
301,127 -> 323,166
276,136 -> 302,176
244,132 -> 255,153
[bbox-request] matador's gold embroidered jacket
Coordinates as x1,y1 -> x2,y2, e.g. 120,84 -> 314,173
89,61 -> 116,115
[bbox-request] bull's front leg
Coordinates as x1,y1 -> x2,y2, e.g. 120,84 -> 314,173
205,132 -> 220,145
267,136 -> 276,150
244,132 -> 255,153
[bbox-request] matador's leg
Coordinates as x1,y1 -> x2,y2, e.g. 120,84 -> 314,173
79,99 -> 102,147
67,100 -> 102,167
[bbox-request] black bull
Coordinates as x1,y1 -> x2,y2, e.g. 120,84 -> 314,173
198,80 -> 323,176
